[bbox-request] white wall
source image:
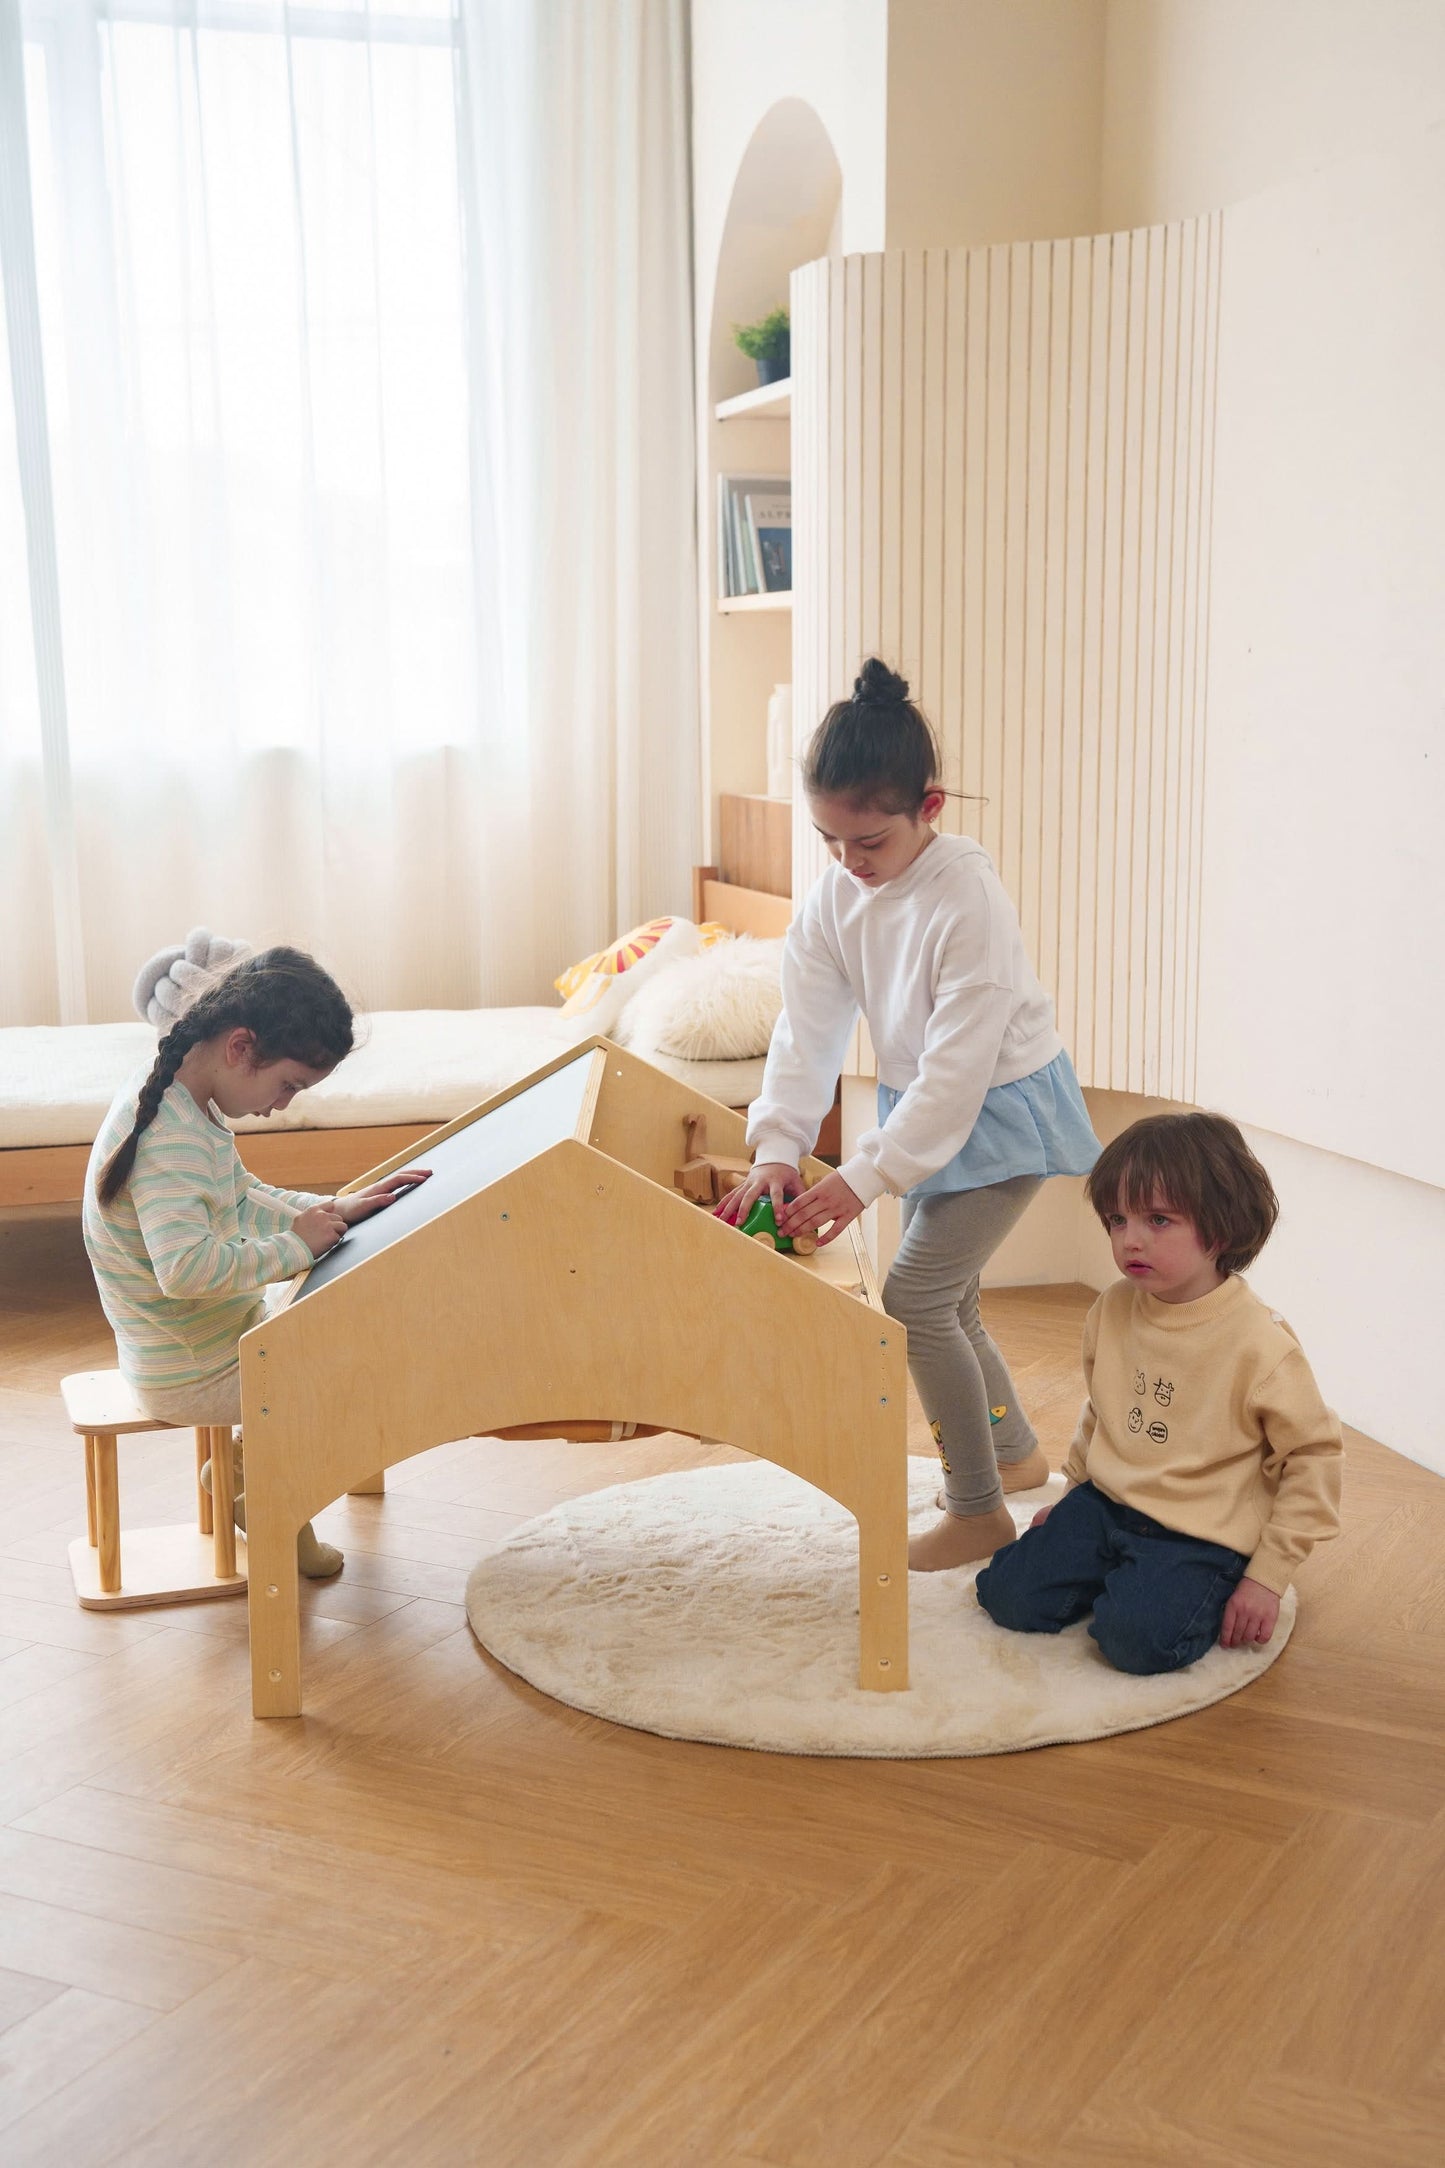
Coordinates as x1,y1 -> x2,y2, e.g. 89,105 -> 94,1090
887,0 -> 1104,247
1096,2 -> 1445,1476
691,0 -> 889,314
1199,134 -> 1445,1189
1101,0 -> 1445,230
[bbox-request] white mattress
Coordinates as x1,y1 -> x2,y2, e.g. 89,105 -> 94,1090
0,1012 -> 768,1150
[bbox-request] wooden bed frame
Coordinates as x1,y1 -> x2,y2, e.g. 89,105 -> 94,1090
0,873 -> 833,1206
244,1039 -> 908,1717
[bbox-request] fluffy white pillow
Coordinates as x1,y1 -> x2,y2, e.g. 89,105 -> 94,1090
559,917 -> 705,1041
617,937 -> 784,1063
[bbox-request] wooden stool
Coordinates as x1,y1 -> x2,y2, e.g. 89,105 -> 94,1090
60,1370 -> 248,1610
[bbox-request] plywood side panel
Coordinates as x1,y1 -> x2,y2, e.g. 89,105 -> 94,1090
243,1132 -> 907,1711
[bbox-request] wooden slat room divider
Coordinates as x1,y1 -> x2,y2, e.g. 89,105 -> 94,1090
790,218 -> 1223,1101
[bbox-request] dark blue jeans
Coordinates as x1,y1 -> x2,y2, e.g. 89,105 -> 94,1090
974,1480 -> 1249,1675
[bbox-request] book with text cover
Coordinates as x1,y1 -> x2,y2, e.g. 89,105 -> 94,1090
746,490 -> 792,592
718,473 -> 788,598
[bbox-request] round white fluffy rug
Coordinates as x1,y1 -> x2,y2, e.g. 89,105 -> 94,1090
465,1458 -> 1295,1757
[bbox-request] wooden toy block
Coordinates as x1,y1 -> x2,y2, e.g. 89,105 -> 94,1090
673,1111 -> 752,1207
242,1039 -> 909,1719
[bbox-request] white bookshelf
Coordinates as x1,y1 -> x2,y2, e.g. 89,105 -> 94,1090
715,378 -> 792,423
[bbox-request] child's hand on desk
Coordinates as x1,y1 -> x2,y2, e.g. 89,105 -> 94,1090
333,1170 -> 432,1226
295,1202 -> 348,1258
779,1170 -> 863,1248
1219,1576 -> 1280,1649
714,1161 -> 802,1226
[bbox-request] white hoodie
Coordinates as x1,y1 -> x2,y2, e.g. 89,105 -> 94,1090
747,833 -> 1061,1207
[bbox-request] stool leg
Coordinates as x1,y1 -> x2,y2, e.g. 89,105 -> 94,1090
195,1429 -> 214,1535
208,1426 -> 237,1579
349,1471 -> 385,1496
93,1435 -> 120,1594
84,1435 -> 98,1548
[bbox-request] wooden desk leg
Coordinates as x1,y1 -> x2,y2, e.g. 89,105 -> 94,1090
249,1523 -> 302,1718
84,1435 -> 98,1548
195,1430 -> 214,1535
208,1425 -> 237,1579
855,1504 -> 910,1692
93,1436 -> 121,1595
348,1471 -> 385,1496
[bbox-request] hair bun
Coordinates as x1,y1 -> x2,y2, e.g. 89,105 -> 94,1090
852,657 -> 910,709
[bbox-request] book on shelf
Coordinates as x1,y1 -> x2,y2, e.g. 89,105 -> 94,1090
746,492 -> 792,593
717,473 -> 790,600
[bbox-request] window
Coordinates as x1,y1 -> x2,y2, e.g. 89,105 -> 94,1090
7,0 -> 473,756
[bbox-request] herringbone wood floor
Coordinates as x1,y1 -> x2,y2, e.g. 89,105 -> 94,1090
1,1209 -> 1442,2166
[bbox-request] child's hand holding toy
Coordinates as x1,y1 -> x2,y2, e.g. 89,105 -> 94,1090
778,1169 -> 864,1248
713,1161 -> 802,1226
716,1162 -> 863,1249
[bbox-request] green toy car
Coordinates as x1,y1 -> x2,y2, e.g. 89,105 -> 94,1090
740,1195 -> 817,1257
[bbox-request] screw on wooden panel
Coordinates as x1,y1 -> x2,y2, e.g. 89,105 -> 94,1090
879,1396 -> 888,1405
500,1212 -> 510,1221
260,1406 -> 269,1416
267,1584 -> 278,1596
877,1573 -> 890,1584
268,1669 -> 281,1682
258,1348 -> 267,1358
878,1658 -> 891,1670
879,1337 -> 888,1347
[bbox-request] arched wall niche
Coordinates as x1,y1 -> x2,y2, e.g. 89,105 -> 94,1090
708,98 -> 842,404
703,98 -> 841,816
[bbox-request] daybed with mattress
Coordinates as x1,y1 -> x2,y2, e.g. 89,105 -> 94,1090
0,875 -> 830,1207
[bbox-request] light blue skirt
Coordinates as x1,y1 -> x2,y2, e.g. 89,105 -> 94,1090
878,1048 -> 1100,1199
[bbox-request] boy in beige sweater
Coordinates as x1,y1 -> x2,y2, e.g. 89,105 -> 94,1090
975,1112 -> 1342,1673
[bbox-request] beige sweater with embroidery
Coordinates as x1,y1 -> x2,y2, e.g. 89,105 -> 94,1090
1062,1274 -> 1343,1595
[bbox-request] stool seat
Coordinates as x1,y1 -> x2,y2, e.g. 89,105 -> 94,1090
60,1368 -> 247,1611
60,1369 -> 180,1437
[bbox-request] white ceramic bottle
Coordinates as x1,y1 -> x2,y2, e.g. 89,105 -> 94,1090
766,683 -> 793,800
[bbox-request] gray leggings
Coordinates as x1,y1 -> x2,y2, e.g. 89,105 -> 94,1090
882,1175 -> 1043,1517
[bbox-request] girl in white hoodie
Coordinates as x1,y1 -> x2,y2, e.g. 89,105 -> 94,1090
719,660 -> 1099,1570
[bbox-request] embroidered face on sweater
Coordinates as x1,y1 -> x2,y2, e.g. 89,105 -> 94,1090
1102,1191 -> 1224,1306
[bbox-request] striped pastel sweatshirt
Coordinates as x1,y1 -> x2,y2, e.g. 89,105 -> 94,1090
83,1074 -> 321,1394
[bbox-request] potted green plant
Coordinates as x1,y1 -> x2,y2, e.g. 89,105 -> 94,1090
734,306 -> 790,387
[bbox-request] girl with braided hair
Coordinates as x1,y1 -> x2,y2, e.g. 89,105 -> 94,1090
84,947 -> 428,1578
719,659 -> 1099,1574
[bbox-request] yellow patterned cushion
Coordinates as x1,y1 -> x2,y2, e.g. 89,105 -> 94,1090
555,918 -> 731,1009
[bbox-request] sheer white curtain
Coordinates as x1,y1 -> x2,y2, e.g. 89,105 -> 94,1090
0,0 -> 697,1025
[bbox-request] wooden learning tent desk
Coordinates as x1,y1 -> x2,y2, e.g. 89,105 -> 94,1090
241,1039 -> 909,1717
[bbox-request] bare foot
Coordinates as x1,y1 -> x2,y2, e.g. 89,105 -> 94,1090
935,1444 -> 1051,1511
909,1504 -> 1017,1573
1000,1444 -> 1051,1493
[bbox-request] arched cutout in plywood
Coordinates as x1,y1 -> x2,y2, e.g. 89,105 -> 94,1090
709,98 -> 842,406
